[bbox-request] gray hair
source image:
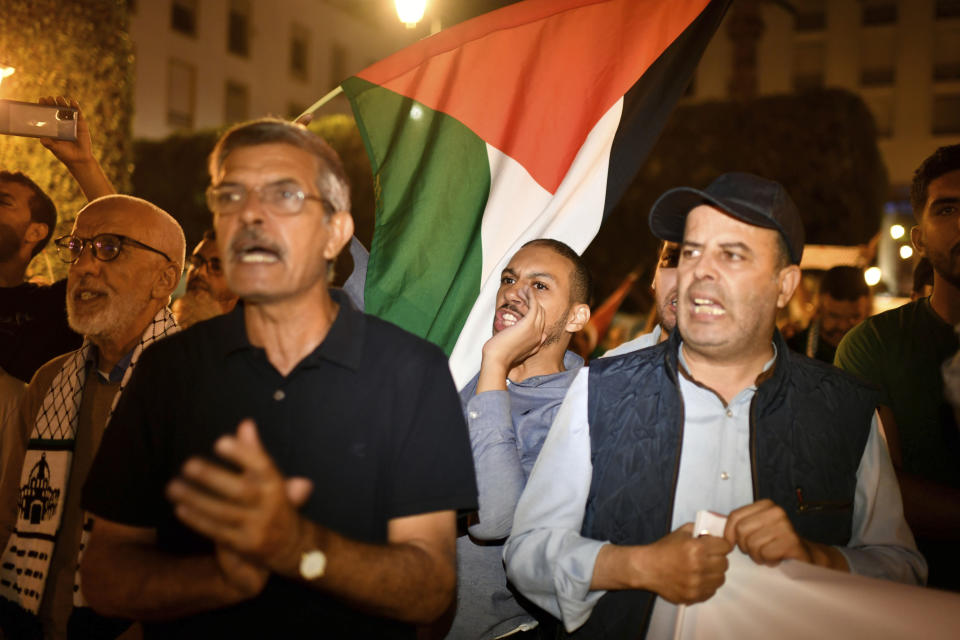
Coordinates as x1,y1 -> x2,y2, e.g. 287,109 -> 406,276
208,117 -> 351,214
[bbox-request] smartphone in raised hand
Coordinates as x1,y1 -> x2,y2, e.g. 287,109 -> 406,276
0,99 -> 78,141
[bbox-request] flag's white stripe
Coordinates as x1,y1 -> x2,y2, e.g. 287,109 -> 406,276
448,97 -> 624,388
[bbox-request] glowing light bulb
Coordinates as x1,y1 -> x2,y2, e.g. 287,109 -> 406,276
395,0 -> 427,28
0,65 -> 14,89
899,245 -> 913,260
890,224 -> 905,240
864,267 -> 882,286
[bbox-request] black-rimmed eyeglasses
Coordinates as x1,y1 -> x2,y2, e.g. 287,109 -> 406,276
54,233 -> 172,264
187,253 -> 223,275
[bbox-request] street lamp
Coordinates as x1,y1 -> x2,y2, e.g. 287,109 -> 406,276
396,0 -> 427,28
0,64 -> 14,89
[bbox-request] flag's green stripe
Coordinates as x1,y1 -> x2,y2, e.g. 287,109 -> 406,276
343,77 -> 490,355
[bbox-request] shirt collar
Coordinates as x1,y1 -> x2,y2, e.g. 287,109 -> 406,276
676,340 -> 778,390
90,346 -> 135,384
507,350 -> 585,388
218,288 -> 364,372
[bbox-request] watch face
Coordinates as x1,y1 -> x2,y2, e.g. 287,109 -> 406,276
300,549 -> 326,580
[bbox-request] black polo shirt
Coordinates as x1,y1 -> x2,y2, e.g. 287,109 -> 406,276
83,292 -> 478,638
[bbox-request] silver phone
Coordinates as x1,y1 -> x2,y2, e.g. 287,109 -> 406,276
0,99 -> 78,141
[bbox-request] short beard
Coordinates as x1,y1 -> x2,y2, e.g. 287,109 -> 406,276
541,306 -> 572,349
173,289 -> 224,329
0,222 -> 22,262
67,288 -> 153,344
927,250 -> 960,291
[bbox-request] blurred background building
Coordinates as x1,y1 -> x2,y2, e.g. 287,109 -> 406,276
126,0 -> 418,139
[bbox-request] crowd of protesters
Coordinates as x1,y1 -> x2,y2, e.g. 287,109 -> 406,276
0,97 -> 958,640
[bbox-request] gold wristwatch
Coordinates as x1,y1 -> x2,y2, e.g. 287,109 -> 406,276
299,549 -> 327,580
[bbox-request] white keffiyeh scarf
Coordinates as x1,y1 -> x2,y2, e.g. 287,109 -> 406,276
0,308 -> 178,614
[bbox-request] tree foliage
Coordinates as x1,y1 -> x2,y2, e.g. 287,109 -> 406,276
584,88 -> 889,312
0,0 -> 133,282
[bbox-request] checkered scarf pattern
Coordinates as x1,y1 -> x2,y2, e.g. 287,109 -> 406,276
0,308 -> 178,614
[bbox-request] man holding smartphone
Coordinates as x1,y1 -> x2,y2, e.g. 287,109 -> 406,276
0,97 -> 114,383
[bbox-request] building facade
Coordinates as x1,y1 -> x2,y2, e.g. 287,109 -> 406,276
689,0 -> 960,188
127,0 -> 416,139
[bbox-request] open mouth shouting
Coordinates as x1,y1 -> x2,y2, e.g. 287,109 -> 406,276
493,304 -> 525,333
69,282 -> 110,307
230,232 -> 283,265
689,295 -> 726,317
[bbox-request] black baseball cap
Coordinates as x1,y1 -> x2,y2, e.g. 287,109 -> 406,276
648,172 -> 805,265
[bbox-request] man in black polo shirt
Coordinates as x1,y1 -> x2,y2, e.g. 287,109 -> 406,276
80,118 -> 478,638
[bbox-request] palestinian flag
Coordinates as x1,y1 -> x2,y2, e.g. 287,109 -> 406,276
342,0 -> 730,386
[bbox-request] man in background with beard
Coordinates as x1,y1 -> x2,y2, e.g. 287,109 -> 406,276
0,195 -> 184,639
172,229 -> 239,328
0,97 -> 115,384
602,241 -> 679,357
443,238 -> 591,639
787,265 -> 870,365
836,144 -> 960,590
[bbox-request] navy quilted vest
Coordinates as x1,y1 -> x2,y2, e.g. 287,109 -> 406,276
566,329 -> 878,639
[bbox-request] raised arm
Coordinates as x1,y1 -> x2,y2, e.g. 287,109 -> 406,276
467,287 -> 545,539
38,96 -> 115,200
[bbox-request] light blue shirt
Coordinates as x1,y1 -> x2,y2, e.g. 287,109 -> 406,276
504,342 -> 927,637
446,351 -> 583,640
600,325 -> 662,358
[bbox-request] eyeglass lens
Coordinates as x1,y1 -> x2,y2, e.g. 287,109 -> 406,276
57,234 -> 123,262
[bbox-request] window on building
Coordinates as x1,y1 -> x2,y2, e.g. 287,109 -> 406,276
864,94 -> 894,137
861,29 -> 896,86
228,0 -> 250,57
290,24 -> 309,80
171,0 -> 197,36
862,1 -> 897,26
933,93 -> 960,134
934,27 -> 960,81
167,59 -> 196,129
225,81 -> 249,124
935,0 -> 960,19
794,0 -> 826,32
793,40 -> 825,90
331,42 -> 347,87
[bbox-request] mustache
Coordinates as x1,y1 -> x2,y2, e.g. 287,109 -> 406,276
187,275 -> 210,292
499,302 -> 525,316
68,276 -> 111,297
228,227 -> 283,258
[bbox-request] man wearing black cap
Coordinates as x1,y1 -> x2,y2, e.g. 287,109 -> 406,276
503,173 -> 926,639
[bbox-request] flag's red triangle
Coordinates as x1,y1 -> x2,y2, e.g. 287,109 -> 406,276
357,0 -> 712,194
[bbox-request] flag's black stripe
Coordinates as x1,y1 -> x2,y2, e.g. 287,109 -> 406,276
601,0 -> 732,222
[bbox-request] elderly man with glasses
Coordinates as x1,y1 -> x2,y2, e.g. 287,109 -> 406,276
172,229 -> 239,328
0,194 -> 185,640
78,118 -> 478,638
